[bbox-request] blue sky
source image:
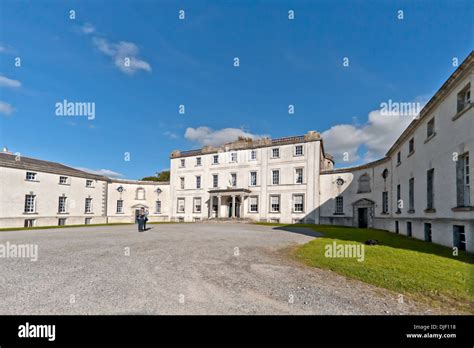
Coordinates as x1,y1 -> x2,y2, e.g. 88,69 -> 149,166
0,0 -> 472,179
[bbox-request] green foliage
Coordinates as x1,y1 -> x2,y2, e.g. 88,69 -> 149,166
142,170 -> 170,182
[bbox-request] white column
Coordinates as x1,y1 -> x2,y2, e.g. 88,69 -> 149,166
231,195 -> 236,218
217,195 -> 221,218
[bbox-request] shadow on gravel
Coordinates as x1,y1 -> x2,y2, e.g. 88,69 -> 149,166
273,226 -> 323,238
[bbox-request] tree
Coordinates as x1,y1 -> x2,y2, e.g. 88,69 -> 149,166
142,170 -> 170,182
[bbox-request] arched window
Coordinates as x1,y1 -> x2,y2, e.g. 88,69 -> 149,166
357,173 -> 371,193
136,187 -> 146,200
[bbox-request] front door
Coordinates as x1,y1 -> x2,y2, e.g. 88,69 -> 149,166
135,209 -> 140,223
358,208 -> 368,228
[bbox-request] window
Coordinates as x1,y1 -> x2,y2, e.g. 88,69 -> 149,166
357,174 -> 371,193
382,191 -> 389,213
193,197 -> 202,213
293,194 -> 304,212
295,168 -> 303,184
231,173 -> 237,187
249,171 -> 257,186
85,198 -> 92,213
26,172 -> 37,181
396,184 -> 401,213
24,194 -> 36,213
408,138 -> 414,154
180,159 -> 185,168
272,170 -> 280,185
408,178 -> 415,212
116,200 -> 124,213
177,198 -> 185,213
58,196 -> 67,213
457,83 -> 471,113
395,221 -> 399,234
196,175 -> 201,189
453,225 -> 466,251
212,174 -> 218,188
295,145 -> 303,156
250,150 -> 257,161
406,222 -> 412,237
58,218 -> 67,226
270,195 -> 280,212
85,218 -> 92,225
155,200 -> 161,214
427,118 -> 435,138
335,196 -> 344,214
424,223 -> 432,242
397,151 -> 401,165
249,196 -> 258,213
86,180 -> 93,187
456,153 -> 470,207
59,176 -> 68,184
180,177 -> 185,190
136,187 -> 146,200
24,219 -> 35,228
213,155 -> 219,164
271,148 -> 280,158
230,152 -> 237,162
427,169 -> 435,210
196,157 -> 202,166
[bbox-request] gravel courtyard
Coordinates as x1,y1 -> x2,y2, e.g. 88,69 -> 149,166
0,223 -> 436,315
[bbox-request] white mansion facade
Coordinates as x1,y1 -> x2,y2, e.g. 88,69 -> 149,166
0,52 -> 472,252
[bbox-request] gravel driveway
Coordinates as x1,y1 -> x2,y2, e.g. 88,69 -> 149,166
0,223 -> 435,315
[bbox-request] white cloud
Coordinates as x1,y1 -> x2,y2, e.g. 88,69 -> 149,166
163,131 -> 178,139
75,167 -> 123,178
92,37 -> 151,74
81,23 -> 96,34
0,101 -> 14,115
321,108 -> 417,164
0,75 -> 21,88
185,127 -> 267,146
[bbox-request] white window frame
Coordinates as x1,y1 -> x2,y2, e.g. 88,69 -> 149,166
295,167 -> 304,184
269,195 -> 281,213
86,179 -> 94,187
293,194 -> 304,213
116,199 -> 124,213
213,155 -> 219,165
193,197 -> 202,213
58,196 -> 67,213
24,194 -> 36,213
85,198 -> 93,213
249,171 -> 257,186
230,152 -> 237,163
271,148 -> 280,158
295,145 -> 303,156
271,169 -> 280,185
180,177 -> 185,190
249,196 -> 259,213
180,159 -> 186,168
250,149 -> 257,161
196,175 -> 201,189
59,176 -> 68,184
212,174 -> 219,188
26,172 -> 37,181
230,173 -> 237,187
196,157 -> 202,166
177,198 -> 185,213
335,196 -> 344,214
155,200 -> 162,214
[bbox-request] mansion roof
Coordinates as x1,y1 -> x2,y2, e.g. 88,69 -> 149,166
170,131 -> 322,158
0,152 -> 107,180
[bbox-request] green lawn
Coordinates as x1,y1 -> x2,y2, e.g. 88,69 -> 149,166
258,223 -> 474,313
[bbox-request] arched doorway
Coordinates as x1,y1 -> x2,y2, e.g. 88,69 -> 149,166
352,199 -> 375,228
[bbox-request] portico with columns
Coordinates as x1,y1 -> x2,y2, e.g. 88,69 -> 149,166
208,188 -> 251,219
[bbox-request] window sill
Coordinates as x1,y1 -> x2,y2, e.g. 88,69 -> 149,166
407,151 -> 415,158
424,132 -> 436,144
25,180 -> 40,183
116,212 -> 125,214
452,103 -> 472,121
269,211 -> 281,214
396,162 -> 401,167
84,212 -> 94,215
395,211 -> 401,215
333,213 -> 345,216
57,212 -> 69,215
380,212 -> 389,215
23,212 -> 38,215
59,183 -> 70,186
407,209 -> 415,214
451,206 -> 474,212
424,208 -> 436,213
85,186 -> 95,189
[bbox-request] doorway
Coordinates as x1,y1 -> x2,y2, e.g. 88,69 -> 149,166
358,208 -> 368,228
